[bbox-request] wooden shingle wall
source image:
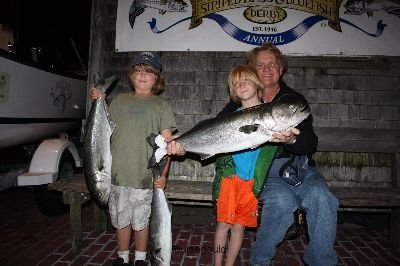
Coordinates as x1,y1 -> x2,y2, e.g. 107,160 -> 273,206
88,0 -> 400,185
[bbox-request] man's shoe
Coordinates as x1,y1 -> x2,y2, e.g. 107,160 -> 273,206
113,257 -> 134,266
134,260 -> 147,266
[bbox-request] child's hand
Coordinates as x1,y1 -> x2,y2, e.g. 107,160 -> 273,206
154,176 -> 166,189
167,140 -> 185,156
90,87 -> 106,100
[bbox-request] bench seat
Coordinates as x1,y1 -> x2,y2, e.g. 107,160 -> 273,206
49,176 -> 400,251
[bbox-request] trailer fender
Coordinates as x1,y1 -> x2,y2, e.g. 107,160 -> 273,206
29,138 -> 82,172
17,138 -> 82,186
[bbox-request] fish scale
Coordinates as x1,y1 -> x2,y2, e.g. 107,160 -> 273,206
174,97 -> 311,160
147,134 -> 172,266
83,74 -> 118,206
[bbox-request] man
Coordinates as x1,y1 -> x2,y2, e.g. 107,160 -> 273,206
168,43 -> 338,265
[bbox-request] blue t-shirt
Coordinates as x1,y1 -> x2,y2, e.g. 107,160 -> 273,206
231,107 -> 261,180
232,148 -> 261,181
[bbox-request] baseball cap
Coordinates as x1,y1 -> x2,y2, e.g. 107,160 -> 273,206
131,52 -> 161,71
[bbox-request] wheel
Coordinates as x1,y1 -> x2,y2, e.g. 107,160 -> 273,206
34,153 -> 74,217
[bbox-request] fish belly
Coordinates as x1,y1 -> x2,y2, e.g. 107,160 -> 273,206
83,100 -> 113,205
150,188 -> 172,266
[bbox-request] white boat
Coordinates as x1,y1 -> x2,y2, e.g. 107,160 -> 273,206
0,49 -> 87,148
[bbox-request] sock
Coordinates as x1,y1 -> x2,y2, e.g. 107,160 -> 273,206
134,250 -> 147,262
117,250 -> 130,263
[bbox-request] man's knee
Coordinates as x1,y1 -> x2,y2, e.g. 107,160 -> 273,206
263,188 -> 297,212
304,184 -> 338,210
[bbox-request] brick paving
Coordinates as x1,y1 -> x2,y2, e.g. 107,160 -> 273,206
1,187 -> 400,266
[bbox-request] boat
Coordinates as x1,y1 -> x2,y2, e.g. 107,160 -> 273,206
0,49 -> 87,148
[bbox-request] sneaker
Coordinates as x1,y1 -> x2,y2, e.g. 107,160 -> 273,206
134,260 -> 147,266
113,257 -> 134,266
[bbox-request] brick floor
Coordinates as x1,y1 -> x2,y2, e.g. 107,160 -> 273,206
1,187 -> 400,266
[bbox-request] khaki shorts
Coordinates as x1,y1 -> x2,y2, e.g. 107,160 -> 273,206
108,185 -> 153,231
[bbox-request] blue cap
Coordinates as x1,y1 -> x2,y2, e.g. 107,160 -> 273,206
131,52 -> 161,71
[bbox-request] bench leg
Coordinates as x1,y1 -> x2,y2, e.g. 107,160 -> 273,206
67,192 -> 82,252
390,208 -> 400,249
93,203 -> 107,233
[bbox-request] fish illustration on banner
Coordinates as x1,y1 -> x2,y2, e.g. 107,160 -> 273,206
344,0 -> 400,18
129,0 -> 188,28
116,0 -> 400,55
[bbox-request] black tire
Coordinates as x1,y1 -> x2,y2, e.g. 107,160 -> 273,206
34,153 -> 74,217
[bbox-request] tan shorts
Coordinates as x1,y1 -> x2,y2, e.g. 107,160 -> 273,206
108,185 -> 153,231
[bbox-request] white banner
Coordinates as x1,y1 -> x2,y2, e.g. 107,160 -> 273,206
115,0 -> 400,56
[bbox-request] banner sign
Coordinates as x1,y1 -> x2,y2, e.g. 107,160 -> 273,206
115,0 -> 400,56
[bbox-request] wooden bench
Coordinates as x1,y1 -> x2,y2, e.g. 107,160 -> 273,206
48,175 -> 107,252
164,127 -> 400,248
49,127 -> 400,251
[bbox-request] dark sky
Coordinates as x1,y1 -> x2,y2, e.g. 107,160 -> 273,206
0,0 -> 92,74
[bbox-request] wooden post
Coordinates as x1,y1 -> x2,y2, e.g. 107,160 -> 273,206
93,203 -> 106,233
390,208 -> 400,249
67,192 -> 83,252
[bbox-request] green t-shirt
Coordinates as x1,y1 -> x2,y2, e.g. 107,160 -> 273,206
109,93 -> 176,188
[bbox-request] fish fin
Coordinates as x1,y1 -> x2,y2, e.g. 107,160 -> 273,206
168,202 -> 172,215
109,121 -> 116,132
94,73 -> 119,94
146,133 -> 158,149
199,153 -> 214,160
239,124 -> 260,134
153,248 -> 165,263
129,1 -> 145,28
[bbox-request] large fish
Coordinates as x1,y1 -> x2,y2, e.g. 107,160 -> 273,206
147,133 -> 172,266
344,0 -> 400,18
129,0 -> 188,28
165,96 -> 311,161
83,74 -> 118,206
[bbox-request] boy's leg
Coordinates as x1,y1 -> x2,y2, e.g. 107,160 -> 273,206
134,226 -> 149,263
131,189 -> 153,264
134,226 -> 149,251
225,223 -> 245,266
117,225 -> 133,251
109,186 -> 134,264
214,222 -> 230,266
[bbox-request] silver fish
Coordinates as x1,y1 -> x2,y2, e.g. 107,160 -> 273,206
174,96 -> 311,160
129,0 -> 188,28
147,133 -> 172,266
344,0 -> 400,18
83,74 -> 118,206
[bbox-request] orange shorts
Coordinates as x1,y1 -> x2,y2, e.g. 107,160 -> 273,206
216,175 -> 258,227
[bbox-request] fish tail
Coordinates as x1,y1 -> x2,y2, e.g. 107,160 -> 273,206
147,133 -> 159,169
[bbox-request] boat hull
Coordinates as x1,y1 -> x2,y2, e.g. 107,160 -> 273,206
0,51 -> 86,148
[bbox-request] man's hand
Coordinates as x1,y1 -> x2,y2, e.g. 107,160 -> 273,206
270,128 -> 300,144
154,176 -> 166,189
167,140 -> 186,156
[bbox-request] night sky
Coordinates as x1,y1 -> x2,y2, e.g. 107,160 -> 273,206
0,0 -> 92,75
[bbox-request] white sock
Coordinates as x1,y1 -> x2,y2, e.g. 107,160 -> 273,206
117,250 -> 130,263
135,250 -> 147,262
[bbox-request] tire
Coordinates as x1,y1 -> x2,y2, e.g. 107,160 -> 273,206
34,153 -> 74,217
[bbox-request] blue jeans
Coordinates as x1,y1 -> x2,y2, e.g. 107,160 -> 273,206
250,167 -> 338,266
